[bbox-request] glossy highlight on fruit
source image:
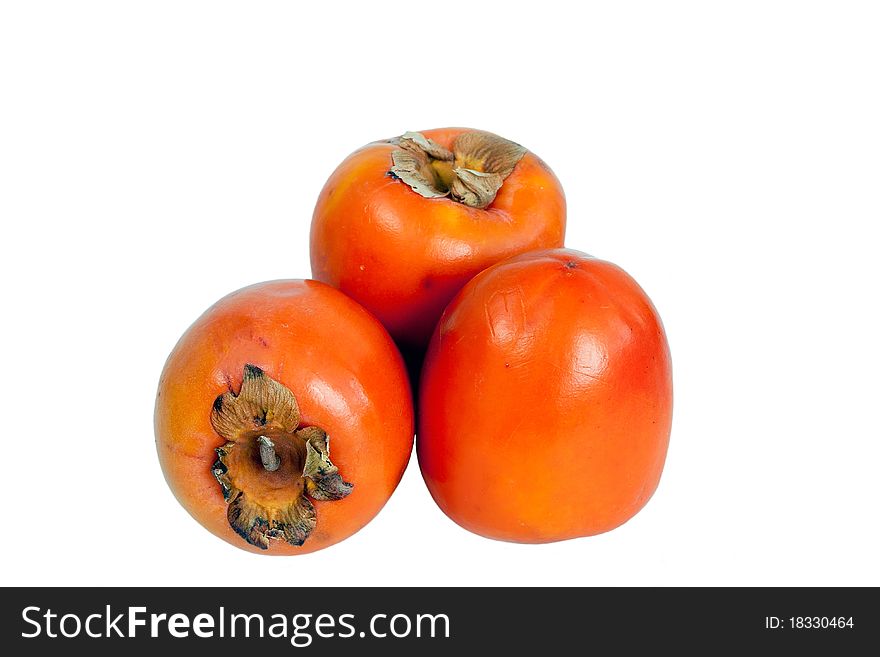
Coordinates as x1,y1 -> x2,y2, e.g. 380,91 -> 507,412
155,280 -> 414,555
310,127 -> 566,349
418,249 -> 672,542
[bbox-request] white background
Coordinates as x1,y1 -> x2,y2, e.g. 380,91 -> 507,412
2,1 -> 878,587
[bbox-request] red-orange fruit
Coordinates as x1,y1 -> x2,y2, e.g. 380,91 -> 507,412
310,127 -> 566,350
418,249 -> 672,542
155,280 -> 414,554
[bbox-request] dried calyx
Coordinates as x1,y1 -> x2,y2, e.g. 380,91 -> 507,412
210,364 -> 353,550
389,130 -> 526,209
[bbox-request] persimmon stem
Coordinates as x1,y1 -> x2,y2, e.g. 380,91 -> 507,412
257,435 -> 281,472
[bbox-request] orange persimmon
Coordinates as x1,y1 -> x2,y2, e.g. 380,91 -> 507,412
418,249 -> 672,542
155,280 -> 414,555
310,128 -> 566,350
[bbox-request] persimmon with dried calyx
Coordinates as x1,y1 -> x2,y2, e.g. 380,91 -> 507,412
155,280 -> 414,555
310,128 -> 566,350
418,249 -> 673,543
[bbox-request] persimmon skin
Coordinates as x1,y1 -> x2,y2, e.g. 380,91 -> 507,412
418,249 -> 672,543
310,128 -> 566,349
155,280 -> 414,555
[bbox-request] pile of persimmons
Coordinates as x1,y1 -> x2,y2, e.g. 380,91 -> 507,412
155,128 -> 672,554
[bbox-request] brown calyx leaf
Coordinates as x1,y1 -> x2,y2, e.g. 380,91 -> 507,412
300,428 -> 354,501
211,364 -> 300,441
227,491 -> 316,549
452,131 -> 525,179
390,133 -> 451,200
388,130 -> 526,209
399,131 -> 453,161
209,365 -> 353,550
449,169 -> 505,208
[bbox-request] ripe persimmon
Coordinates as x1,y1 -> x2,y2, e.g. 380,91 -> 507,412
310,128 -> 566,350
418,249 -> 672,542
155,280 -> 414,555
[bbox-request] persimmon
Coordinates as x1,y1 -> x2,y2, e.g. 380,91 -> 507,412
418,249 -> 672,542
310,128 -> 566,350
155,280 -> 414,555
